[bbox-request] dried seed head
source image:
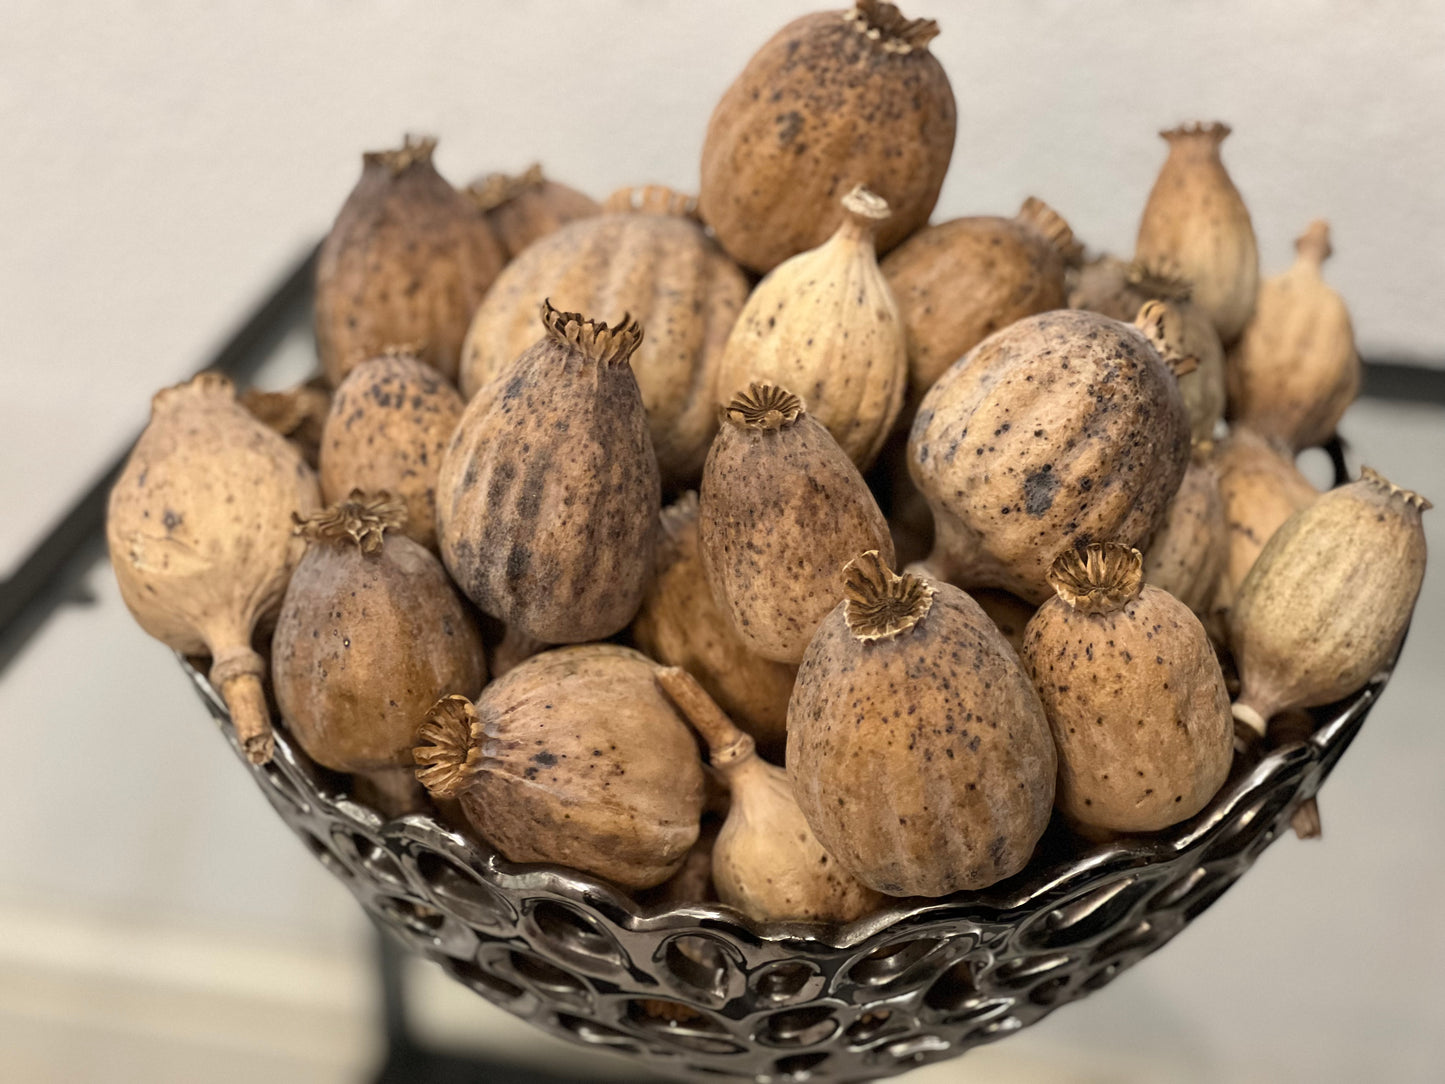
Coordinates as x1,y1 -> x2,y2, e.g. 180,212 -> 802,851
413,694 -> 484,799
364,133 -> 437,175
466,163 -> 547,212
843,550 -> 934,640
1135,300 -> 1200,378
724,383 -> 804,431
1048,543 -> 1145,615
539,299 -> 644,368
1015,197 -> 1080,264
603,184 -> 699,218
1359,465 -> 1432,511
847,0 -> 940,52
294,490 -> 407,555
1126,256 -> 1194,301
841,184 -> 892,224
1162,120 -> 1231,145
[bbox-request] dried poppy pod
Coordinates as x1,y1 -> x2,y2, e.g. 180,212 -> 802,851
788,552 -> 1056,895
882,197 -> 1078,400
712,185 -> 907,468
438,303 -> 660,645
271,493 -> 486,809
698,0 -> 956,274
909,309 -> 1190,603
1229,468 -> 1430,741
464,163 -> 601,260
1210,428 -> 1318,612
107,373 -> 322,764
1143,460 -> 1227,617
318,350 -> 465,552
1227,221 -> 1360,451
699,384 -> 894,664
1135,122 -> 1259,345
413,645 -> 705,890
1071,257 -> 1226,444
315,135 -> 505,386
459,191 -> 747,488
631,492 -> 797,761
658,668 -> 884,923
1022,544 -> 1233,833
242,378 -> 331,467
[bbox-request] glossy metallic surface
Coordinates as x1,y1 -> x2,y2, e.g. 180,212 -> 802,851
184,653 -> 1386,1083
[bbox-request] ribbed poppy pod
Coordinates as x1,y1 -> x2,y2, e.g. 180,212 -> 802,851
315,136 -> 504,386
464,163 -> 601,260
271,493 -> 486,804
1135,122 -> 1259,345
438,303 -> 660,645
788,552 -> 1056,895
319,351 -> 465,552
1022,544 -> 1233,833
1227,220 -> 1360,451
699,384 -> 894,664
413,645 -> 705,890
1143,460 -> 1227,617
658,668 -> 884,923
883,197 -> 1078,400
107,373 -> 322,764
698,0 -> 956,274
1229,468 -> 1429,741
711,185 -> 907,468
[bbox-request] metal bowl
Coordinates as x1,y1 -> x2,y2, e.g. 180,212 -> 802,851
183,650 -> 1391,1084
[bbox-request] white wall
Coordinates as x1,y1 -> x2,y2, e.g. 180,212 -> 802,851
2,1 -> 1444,572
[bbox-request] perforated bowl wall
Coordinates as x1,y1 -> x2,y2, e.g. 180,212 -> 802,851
182,651 -> 1389,1084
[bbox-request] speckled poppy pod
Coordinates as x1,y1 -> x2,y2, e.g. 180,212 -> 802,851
271,492 -> 486,812
657,667 -> 884,923
909,309 -> 1190,603
107,372 -> 322,764
413,645 -> 704,890
1135,122 -> 1259,345
318,349 -> 466,552
631,493 -> 797,762
883,196 -> 1079,401
787,551 -> 1056,895
698,383 -> 894,664
459,188 -> 747,488
698,0 -> 956,274
464,163 -> 601,260
1227,220 -> 1360,451
711,185 -> 907,468
1021,544 -> 1233,834
1229,468 -> 1430,741
438,301 -> 660,646
315,135 -> 505,386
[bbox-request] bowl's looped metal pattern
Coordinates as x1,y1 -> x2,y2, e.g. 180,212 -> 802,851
185,659 -> 1386,1083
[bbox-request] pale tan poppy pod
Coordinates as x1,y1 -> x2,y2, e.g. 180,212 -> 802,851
1227,220 -> 1361,451
1022,544 -> 1233,833
315,136 -> 505,387
1210,428 -> 1318,613
698,384 -> 894,664
1229,468 -> 1430,741
106,373 -> 322,764
698,0 -> 955,274
631,493 -> 797,762
788,552 -> 1056,895
711,185 -> 907,468
1136,122 -> 1259,345
883,197 -> 1078,400
464,163 -> 601,260
657,668 -> 883,923
459,190 -> 747,489
413,645 -> 705,890
1143,459 -> 1227,617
